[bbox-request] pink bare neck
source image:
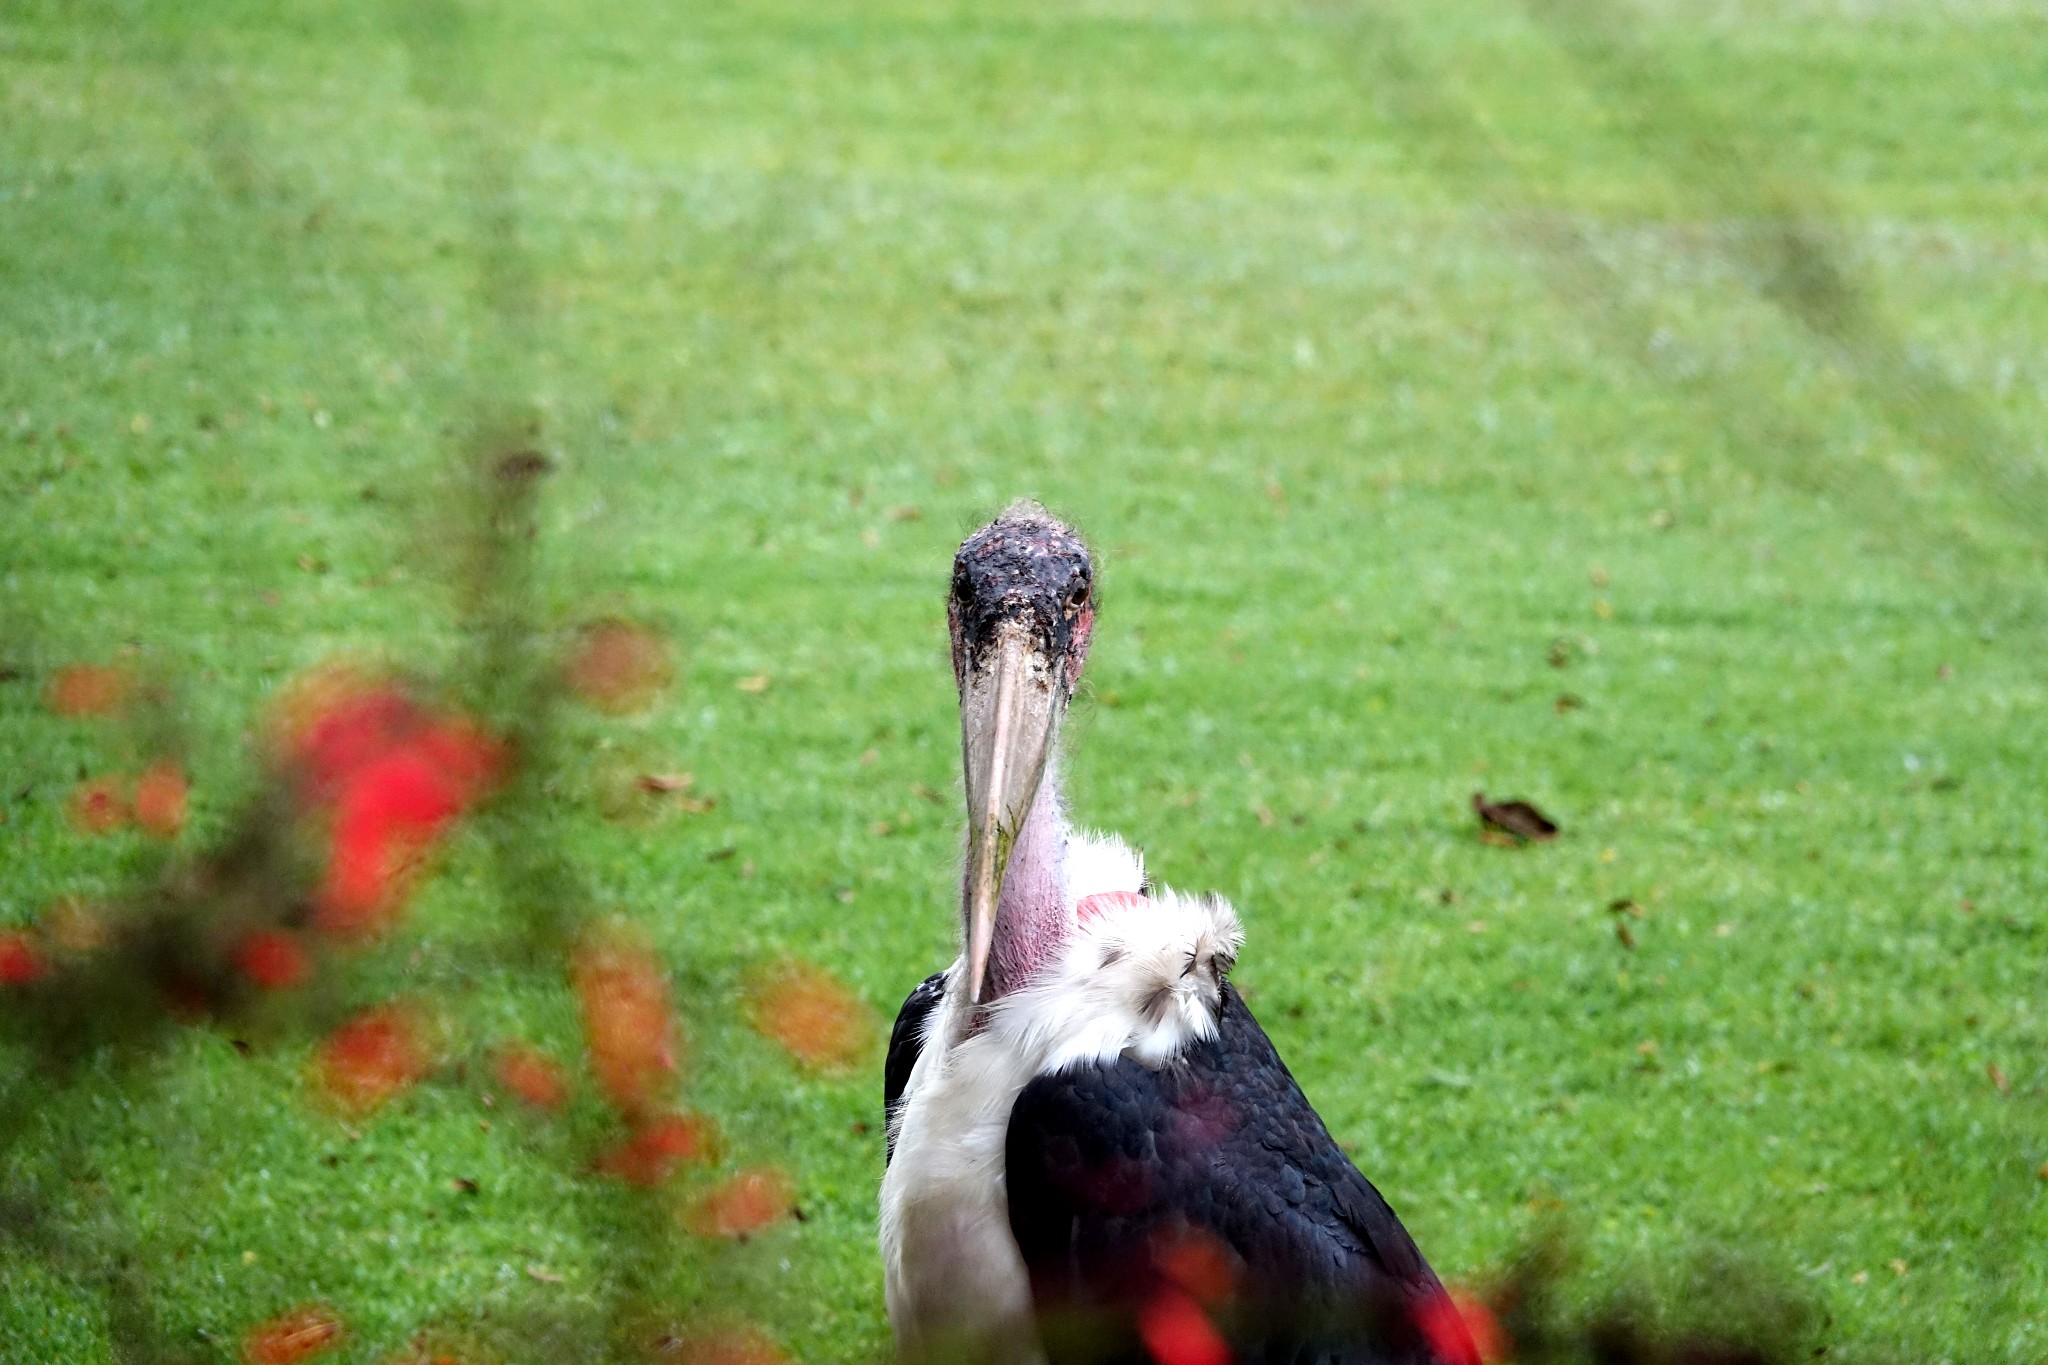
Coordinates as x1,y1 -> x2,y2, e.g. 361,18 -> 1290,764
972,765 -> 1072,1003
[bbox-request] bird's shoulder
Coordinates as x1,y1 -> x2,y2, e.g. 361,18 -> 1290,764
1006,983 -> 1442,1298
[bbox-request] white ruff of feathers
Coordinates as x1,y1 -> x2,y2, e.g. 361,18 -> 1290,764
879,828 -> 1244,1363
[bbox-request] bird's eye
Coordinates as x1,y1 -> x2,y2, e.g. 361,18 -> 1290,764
951,565 -> 972,601
1062,580 -> 1089,616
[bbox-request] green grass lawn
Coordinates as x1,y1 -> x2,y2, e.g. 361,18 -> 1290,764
4,0 -> 2047,1359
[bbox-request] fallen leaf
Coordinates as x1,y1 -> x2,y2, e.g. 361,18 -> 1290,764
746,960 -> 875,1072
1988,1062 -> 2010,1095
493,449 -> 552,482
45,664 -> 131,718
1889,1258 -> 1908,1277
451,1176 -> 480,1195
316,1005 -> 429,1113
636,772 -> 695,794
1553,693 -> 1583,714
134,762 -> 188,838
242,1303 -> 345,1364
687,1168 -> 793,1238
524,1263 -> 564,1285
494,1043 -> 568,1110
565,621 -> 672,715
67,777 -> 130,834
1471,792 -> 1558,842
735,675 -> 771,694
887,505 -> 922,523
1614,922 -> 1636,950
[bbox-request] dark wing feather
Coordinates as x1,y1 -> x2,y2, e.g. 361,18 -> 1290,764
1006,984 -> 1476,1365
883,971 -> 948,1165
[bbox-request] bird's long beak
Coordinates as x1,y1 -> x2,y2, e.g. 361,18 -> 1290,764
960,628 -> 1065,1005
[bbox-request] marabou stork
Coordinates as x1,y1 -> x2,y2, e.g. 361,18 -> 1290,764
880,505 -> 1478,1365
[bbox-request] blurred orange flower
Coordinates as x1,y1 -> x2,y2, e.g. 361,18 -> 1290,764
67,776 -> 130,834
656,1323 -> 790,1365
746,959 -> 874,1072
686,1168 -> 792,1239
572,927 -> 678,1118
134,762 -> 188,839
564,620 -> 672,714
595,1111 -> 719,1186
45,663 -> 131,718
316,1005 -> 429,1113
1150,1225 -> 1237,1304
242,1303 -> 345,1364
234,930 -> 311,991
493,1042 -> 569,1111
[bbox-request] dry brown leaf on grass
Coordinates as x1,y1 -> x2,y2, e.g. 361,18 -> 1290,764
1472,791 -> 1559,842
242,1303 -> 345,1364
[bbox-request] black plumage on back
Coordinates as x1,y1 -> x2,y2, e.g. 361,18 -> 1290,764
884,972 -> 948,1165
1005,985 -> 1474,1365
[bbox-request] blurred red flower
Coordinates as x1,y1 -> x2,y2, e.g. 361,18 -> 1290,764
494,1042 -> 569,1111
242,1303 -> 345,1364
271,669 -> 503,936
134,762 -> 188,839
686,1168 -> 793,1239
572,928 -> 678,1118
746,959 -> 874,1072
45,663 -> 131,718
595,1111 -> 720,1186
234,930 -> 311,991
1414,1288 -> 1501,1365
0,932 -> 47,985
67,776 -> 130,834
564,620 -> 671,715
1136,1289 -> 1230,1365
316,1005 -> 429,1114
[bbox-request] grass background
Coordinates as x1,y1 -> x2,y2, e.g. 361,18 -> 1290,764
4,0 -> 2047,1359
